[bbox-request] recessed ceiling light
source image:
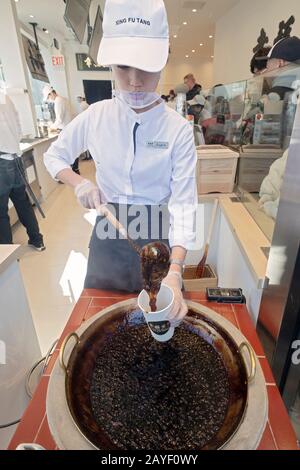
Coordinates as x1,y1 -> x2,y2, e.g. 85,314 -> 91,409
43,28 -> 49,34
183,22 -> 187,25
185,55 -> 189,58
192,9 -> 197,12
173,34 -> 177,38
209,35 -> 213,39
192,49 -> 195,53
30,15 -> 34,18
211,55 -> 214,59
200,43 -> 204,46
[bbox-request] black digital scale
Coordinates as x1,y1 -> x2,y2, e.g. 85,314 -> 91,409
206,288 -> 245,304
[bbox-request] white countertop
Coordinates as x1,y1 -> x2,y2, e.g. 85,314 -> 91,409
19,135 -> 58,154
0,245 -> 24,275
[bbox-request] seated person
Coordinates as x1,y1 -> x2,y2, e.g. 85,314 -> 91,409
265,36 -> 300,100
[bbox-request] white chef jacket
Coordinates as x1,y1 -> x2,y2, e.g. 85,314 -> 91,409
53,95 -> 72,130
44,98 -> 198,249
0,91 -> 21,156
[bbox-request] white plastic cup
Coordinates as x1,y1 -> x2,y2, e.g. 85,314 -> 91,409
138,284 -> 175,342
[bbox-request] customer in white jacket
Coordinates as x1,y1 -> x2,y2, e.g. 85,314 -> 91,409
259,149 -> 288,219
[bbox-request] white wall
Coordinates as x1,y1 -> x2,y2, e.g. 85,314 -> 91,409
214,212 -> 263,323
17,31 -> 110,118
20,27 -> 70,111
162,56 -> 214,94
213,0 -> 300,84
0,0 -> 37,137
0,260 -> 41,449
41,45 -> 69,103
63,40 -> 112,115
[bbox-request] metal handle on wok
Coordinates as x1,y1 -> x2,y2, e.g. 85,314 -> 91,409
239,342 -> 256,383
59,332 -> 80,374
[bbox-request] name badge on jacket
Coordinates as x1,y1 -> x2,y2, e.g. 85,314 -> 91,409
146,141 -> 169,149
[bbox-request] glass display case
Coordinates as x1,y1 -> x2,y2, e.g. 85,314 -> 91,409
200,66 -> 300,441
200,64 -> 300,242
256,99 -> 300,442
201,80 -> 247,146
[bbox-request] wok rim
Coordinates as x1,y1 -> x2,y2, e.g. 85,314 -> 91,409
61,299 -> 253,450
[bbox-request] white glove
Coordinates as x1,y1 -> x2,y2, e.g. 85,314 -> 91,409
162,271 -> 188,325
74,179 -> 101,209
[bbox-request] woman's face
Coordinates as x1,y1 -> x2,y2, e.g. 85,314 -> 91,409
112,65 -> 161,92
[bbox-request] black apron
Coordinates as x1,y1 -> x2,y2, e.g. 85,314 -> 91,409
84,204 -> 170,292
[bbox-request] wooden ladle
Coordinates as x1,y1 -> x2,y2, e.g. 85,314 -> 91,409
98,205 -> 170,309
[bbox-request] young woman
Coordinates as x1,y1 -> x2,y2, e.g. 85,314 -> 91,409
44,0 -> 197,324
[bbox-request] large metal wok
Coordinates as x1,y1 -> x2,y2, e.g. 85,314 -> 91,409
57,299 -> 256,450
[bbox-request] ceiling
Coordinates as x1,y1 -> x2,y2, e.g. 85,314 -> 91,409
16,0 -> 240,60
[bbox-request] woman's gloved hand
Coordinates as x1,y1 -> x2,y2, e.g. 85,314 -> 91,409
74,179 -> 101,209
162,271 -> 188,325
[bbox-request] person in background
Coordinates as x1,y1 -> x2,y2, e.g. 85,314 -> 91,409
168,89 -> 176,100
161,94 -> 169,102
167,89 -> 176,110
265,36 -> 300,99
184,74 -> 203,123
43,86 -> 80,175
42,86 -> 72,131
197,95 -> 212,124
250,47 -> 271,76
213,84 -> 230,115
184,73 -> 202,101
257,39 -> 300,216
76,95 -> 90,113
0,91 -> 45,250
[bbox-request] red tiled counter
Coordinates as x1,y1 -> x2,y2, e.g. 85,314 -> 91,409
8,290 -> 298,451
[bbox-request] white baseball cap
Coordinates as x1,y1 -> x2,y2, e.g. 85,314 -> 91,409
97,0 -> 169,73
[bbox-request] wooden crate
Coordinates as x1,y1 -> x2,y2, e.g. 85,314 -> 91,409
196,145 -> 239,194
237,146 -> 283,193
183,264 -> 218,292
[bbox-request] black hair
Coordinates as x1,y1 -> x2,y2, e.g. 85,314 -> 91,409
250,47 -> 271,74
